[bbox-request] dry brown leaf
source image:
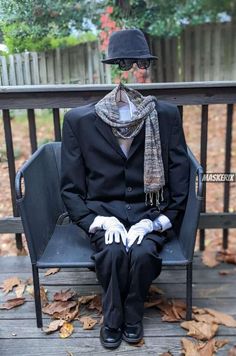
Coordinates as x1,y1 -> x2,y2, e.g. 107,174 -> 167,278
160,352 -> 173,356
144,299 -> 162,308
0,297 -> 25,309
87,294 -> 102,314
26,285 -> 34,296
44,268 -> 60,276
202,250 -> 220,267
193,313 -> 217,324
42,300 -> 77,316
53,304 -> 79,322
218,268 -> 236,275
79,316 -> 97,330
198,339 -> 216,356
204,308 -> 236,327
27,284 -> 48,306
59,322 -> 74,338
133,338 -> 145,347
53,289 -> 76,302
192,306 -> 207,315
181,337 -> 200,356
217,250 -> 236,265
180,320 -> 219,340
78,295 -> 96,306
157,299 -> 182,322
42,319 -> 65,334
148,285 -> 165,295
171,299 -> 186,320
0,276 -> 21,294
214,338 -> 228,349
228,344 -> 236,356
25,277 -> 33,285
14,283 -> 26,298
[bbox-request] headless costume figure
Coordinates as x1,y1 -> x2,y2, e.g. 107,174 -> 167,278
89,85 -> 171,329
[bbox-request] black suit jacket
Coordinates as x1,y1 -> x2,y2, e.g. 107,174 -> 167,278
60,98 -> 190,239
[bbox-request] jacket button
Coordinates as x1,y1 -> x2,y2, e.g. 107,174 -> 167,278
127,186 -> 132,192
126,204 -> 131,210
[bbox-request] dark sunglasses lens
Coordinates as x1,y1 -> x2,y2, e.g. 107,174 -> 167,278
119,59 -> 133,71
137,59 -> 150,69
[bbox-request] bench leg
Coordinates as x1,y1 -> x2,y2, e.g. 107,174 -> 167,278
186,262 -> 192,320
32,264 -> 43,328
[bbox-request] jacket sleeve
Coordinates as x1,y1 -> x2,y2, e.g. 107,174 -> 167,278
60,113 -> 97,233
162,106 -> 190,226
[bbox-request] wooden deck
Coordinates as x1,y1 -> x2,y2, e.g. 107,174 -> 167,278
0,251 -> 236,355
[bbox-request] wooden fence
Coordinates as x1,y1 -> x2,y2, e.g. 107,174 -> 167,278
149,22 -> 236,82
0,41 -> 111,86
1,22 -> 236,86
0,82 -> 235,252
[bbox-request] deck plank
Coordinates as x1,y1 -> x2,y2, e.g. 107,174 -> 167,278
0,254 -> 236,355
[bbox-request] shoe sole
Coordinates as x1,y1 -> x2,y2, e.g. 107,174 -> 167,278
100,337 -> 122,349
122,332 -> 144,344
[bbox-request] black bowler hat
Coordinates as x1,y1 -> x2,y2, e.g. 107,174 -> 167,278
101,28 -> 158,64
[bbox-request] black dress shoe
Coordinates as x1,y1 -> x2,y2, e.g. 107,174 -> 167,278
122,321 -> 143,343
100,325 -> 122,349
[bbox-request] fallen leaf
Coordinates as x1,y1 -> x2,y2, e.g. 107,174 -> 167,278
171,299 -> 186,320
0,276 -> 21,294
181,337 -> 229,356
26,285 -> 34,296
157,299 -> 182,322
204,308 -> 236,327
217,250 -> 236,264
53,289 -> 76,302
193,313 -> 217,324
42,300 -> 77,316
59,322 -> 74,338
42,319 -> 65,333
180,320 -> 219,340
53,304 -> 79,321
181,337 -> 200,356
133,338 -> 145,347
228,344 -> 236,356
160,352 -> 173,356
79,316 -> 97,330
148,285 -> 165,295
202,250 -> 220,267
0,297 -> 25,309
144,299 -> 162,308
15,283 -> 26,298
25,277 -> 33,285
87,294 -> 102,314
44,268 -> 60,276
218,268 -> 236,275
78,295 -> 96,306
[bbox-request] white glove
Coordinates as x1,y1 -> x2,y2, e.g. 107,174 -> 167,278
89,216 -> 128,246
126,219 -> 154,250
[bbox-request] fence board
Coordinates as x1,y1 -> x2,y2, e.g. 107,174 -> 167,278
23,52 -> 31,85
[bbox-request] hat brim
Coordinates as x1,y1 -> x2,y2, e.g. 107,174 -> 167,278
101,55 -> 158,64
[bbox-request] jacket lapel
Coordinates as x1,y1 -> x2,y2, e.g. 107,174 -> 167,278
94,113 -> 127,160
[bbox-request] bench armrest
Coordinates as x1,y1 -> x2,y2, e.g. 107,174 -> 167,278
178,146 -> 204,261
15,143 -> 64,263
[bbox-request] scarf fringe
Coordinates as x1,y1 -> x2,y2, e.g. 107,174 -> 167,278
145,187 -> 164,210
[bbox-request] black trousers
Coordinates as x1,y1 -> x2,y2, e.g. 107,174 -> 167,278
89,228 -> 167,329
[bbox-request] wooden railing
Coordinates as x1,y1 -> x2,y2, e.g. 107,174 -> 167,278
0,82 -> 236,251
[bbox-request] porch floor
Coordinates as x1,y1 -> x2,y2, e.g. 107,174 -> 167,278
0,251 -> 236,355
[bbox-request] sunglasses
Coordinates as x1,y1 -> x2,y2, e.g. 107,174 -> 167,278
113,58 -> 151,71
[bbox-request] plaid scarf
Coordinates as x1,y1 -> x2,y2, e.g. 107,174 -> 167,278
95,82 -> 165,208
